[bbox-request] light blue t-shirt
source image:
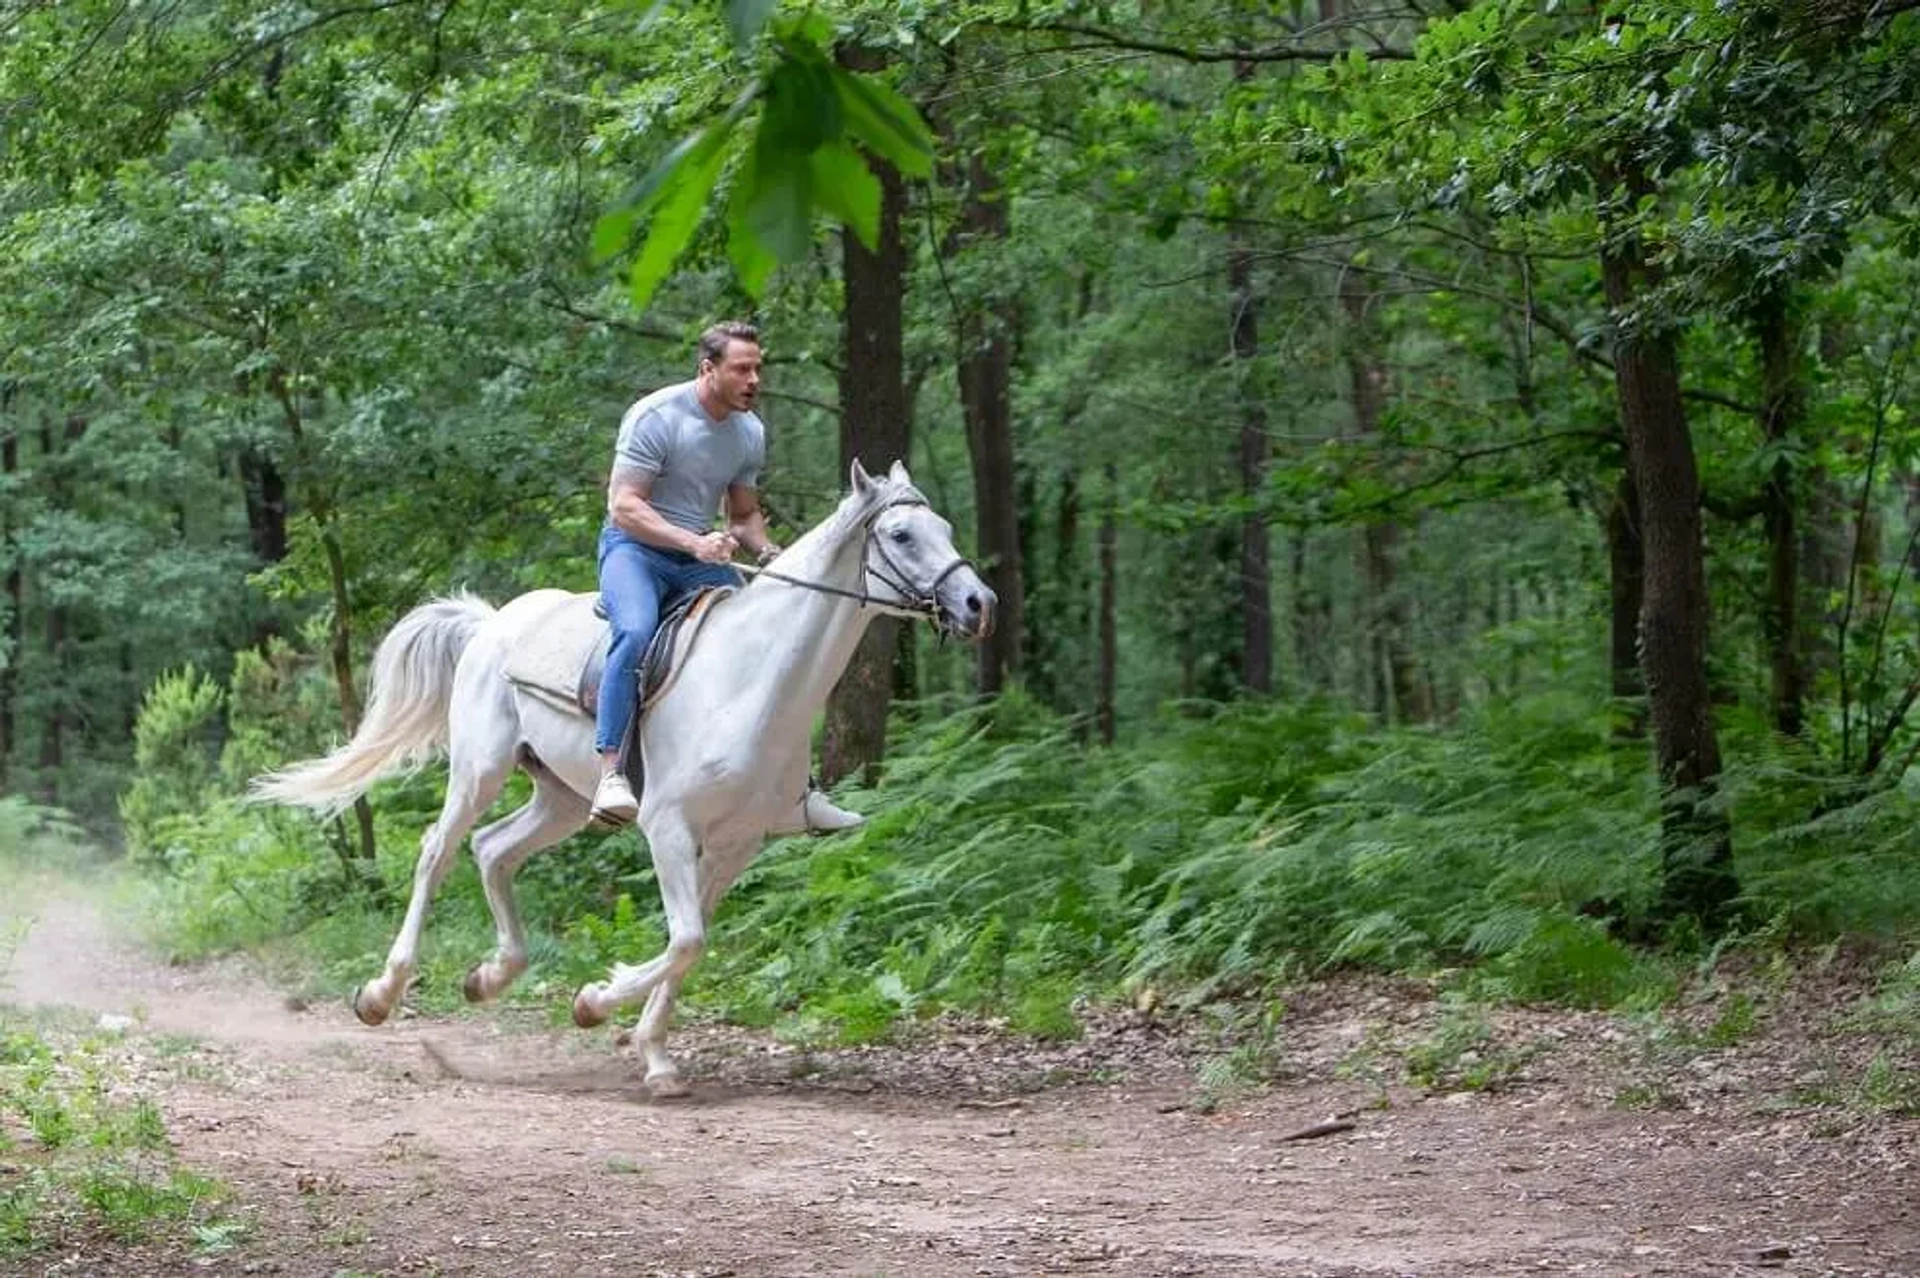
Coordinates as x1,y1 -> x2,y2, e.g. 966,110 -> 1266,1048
609,381 -> 765,535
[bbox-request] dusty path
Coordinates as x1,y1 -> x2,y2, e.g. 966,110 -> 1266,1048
2,886 -> 1917,1277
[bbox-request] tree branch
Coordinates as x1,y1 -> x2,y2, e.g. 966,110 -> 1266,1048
535,294 -> 681,343
989,19 -> 1414,64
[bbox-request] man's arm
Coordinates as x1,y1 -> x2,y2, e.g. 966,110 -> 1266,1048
726,483 -> 778,563
610,468 -> 735,563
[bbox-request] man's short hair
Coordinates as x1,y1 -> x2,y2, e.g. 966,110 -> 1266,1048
698,321 -> 760,369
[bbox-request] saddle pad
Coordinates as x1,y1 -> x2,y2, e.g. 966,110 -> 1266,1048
502,588 -> 732,719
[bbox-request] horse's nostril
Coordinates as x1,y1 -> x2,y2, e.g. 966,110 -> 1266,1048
965,593 -> 983,615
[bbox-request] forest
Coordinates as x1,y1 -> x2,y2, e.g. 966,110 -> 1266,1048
4,0 -> 1920,1037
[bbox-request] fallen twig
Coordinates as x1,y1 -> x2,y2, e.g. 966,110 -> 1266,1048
1279,1117 -> 1356,1142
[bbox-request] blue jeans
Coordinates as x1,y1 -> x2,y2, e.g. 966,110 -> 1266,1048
594,526 -> 742,753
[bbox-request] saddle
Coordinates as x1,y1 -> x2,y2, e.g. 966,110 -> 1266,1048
503,587 -> 734,722
502,588 -> 733,817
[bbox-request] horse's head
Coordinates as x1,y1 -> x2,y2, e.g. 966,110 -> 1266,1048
852,460 -> 997,641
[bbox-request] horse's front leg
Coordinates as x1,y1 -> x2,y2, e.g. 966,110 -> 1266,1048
629,834 -> 761,1094
571,808 -> 704,1093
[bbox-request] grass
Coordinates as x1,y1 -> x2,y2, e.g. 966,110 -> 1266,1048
0,1012 -> 237,1258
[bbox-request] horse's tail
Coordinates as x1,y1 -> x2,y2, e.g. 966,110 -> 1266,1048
250,593 -> 496,815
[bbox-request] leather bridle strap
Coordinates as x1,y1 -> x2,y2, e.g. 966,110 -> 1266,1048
736,494 -> 973,617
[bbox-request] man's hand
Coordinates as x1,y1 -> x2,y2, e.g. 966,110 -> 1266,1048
692,530 -> 738,564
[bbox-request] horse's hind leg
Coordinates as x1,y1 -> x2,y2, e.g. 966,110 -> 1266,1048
353,752 -> 512,1025
463,762 -> 591,1004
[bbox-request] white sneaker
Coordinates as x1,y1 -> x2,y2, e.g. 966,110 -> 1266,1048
802,788 -> 865,834
590,772 -> 639,826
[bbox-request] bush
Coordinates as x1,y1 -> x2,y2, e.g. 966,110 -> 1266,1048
124,667 -> 1920,1043
120,668 -> 226,866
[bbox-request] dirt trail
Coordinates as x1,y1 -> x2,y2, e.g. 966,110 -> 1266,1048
2,888 -> 1917,1277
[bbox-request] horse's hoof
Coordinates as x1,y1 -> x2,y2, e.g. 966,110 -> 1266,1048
351,985 -> 389,1027
462,965 -> 491,1004
647,1071 -> 690,1099
572,986 -> 607,1029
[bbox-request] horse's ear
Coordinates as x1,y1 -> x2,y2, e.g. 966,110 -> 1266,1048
850,458 -> 875,494
888,460 -> 910,485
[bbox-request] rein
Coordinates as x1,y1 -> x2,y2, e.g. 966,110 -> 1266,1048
736,494 -> 972,622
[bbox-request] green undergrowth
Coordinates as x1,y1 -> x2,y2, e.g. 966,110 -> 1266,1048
115,679 -> 1920,1047
0,806 -> 237,1256
0,1013 -> 236,1258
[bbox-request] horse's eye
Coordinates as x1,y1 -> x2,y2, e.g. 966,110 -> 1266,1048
890,529 -> 911,544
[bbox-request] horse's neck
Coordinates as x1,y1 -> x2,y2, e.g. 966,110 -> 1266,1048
723,514 -> 875,718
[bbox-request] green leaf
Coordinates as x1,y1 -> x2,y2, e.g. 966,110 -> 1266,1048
591,204 -> 640,265
809,141 -> 881,250
595,124 -> 723,265
742,136 -> 812,262
626,131 -> 733,311
725,146 -> 779,295
727,0 -> 777,50
831,66 -> 934,179
727,218 -> 778,297
764,56 -> 842,154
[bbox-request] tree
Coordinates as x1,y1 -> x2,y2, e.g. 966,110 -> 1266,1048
822,46 -> 912,785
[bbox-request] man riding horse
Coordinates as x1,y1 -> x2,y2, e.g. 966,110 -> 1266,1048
591,320 -> 862,832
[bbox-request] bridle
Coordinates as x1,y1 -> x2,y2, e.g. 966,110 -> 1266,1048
738,493 -> 975,624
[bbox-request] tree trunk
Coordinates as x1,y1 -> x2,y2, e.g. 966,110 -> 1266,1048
822,95 -> 909,787
1607,470 -> 1648,740
1027,468 -> 1085,715
1015,467 -> 1042,685
1341,271 -> 1429,723
821,150 -> 910,786
1800,467 -> 1849,702
241,447 -> 289,564
319,519 -> 377,864
1096,463 -> 1118,745
271,369 -> 375,863
953,151 -> 1024,697
37,603 -> 64,803
1600,206 -> 1737,928
1756,292 -> 1807,737
239,446 -> 288,646
1287,531 -> 1310,696
1,418 -> 17,788
1057,472 -> 1085,715
1230,234 -> 1273,695
31,415 -> 88,805
1030,270 -> 1096,718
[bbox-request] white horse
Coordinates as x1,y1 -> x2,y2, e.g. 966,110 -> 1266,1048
254,461 -> 995,1094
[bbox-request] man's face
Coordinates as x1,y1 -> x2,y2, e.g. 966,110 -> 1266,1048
703,339 -> 762,415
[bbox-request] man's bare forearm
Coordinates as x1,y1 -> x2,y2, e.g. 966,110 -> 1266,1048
610,488 -> 703,555
729,509 -> 775,560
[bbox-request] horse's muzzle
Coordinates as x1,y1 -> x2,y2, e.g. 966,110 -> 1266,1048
939,574 -> 997,641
